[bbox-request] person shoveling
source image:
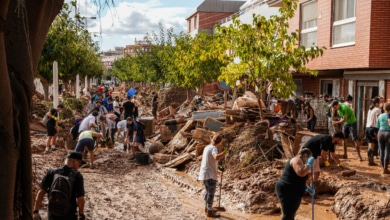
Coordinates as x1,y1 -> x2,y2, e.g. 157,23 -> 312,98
198,134 -> 228,218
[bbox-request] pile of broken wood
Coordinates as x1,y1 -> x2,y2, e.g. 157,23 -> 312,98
149,91 -> 304,172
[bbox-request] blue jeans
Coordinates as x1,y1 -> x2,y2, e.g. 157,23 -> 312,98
203,179 -> 217,210
378,130 -> 390,169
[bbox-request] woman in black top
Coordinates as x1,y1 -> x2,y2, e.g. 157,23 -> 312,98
302,101 -> 317,132
276,148 -> 314,220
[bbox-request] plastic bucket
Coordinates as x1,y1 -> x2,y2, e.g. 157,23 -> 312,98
135,152 -> 149,165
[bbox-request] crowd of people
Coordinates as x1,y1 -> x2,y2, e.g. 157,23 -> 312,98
275,93 -> 390,219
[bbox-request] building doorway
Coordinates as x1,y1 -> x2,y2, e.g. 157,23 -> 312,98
356,81 -> 379,138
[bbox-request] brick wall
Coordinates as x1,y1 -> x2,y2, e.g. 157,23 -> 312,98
198,12 -> 234,30
290,0 -> 382,70
369,1 -> 390,67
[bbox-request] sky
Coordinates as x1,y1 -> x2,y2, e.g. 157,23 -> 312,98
71,0 -> 205,51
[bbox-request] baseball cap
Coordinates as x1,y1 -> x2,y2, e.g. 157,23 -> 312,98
67,152 -> 85,164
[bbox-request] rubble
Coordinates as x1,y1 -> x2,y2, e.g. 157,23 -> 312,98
30,86 -> 390,219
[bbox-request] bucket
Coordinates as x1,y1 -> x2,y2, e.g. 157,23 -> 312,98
135,152 -> 149,165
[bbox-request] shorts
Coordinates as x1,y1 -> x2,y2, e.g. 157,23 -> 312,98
343,122 -> 358,141
46,124 -> 57,136
365,127 -> 378,143
75,138 -> 95,152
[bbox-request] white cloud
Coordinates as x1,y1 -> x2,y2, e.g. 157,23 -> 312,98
77,0 -> 195,51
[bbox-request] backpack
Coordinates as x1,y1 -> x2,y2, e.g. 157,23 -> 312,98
48,169 -> 77,216
70,118 -> 83,140
137,121 -> 146,131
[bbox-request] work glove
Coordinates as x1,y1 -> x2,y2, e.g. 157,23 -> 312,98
218,165 -> 225,172
337,162 -> 344,168
33,212 -> 41,220
79,213 -> 86,220
306,157 -> 315,167
306,185 -> 315,196
51,115 -> 58,121
324,160 -> 331,167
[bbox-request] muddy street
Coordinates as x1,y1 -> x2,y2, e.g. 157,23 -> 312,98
32,145 -> 351,220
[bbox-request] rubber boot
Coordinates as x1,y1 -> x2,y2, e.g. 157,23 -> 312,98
207,209 -> 220,218
343,142 -> 348,159
123,144 -> 127,152
368,149 -> 377,166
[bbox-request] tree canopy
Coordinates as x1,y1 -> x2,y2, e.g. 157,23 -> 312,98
215,0 -> 325,98
38,2 -> 103,83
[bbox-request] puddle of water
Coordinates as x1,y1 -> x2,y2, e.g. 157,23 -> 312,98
162,169 -> 338,219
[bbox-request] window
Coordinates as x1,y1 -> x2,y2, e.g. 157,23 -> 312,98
301,1 -> 318,48
194,15 -> 197,29
333,0 -> 356,47
321,80 -> 333,96
293,79 -> 302,97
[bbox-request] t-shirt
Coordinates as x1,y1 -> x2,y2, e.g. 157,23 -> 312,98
40,165 -> 84,218
337,103 -> 356,124
78,115 -> 96,132
377,113 -> 390,131
78,130 -> 93,140
302,135 -> 335,158
113,101 -> 120,114
106,118 -> 116,129
117,120 -> 127,130
47,108 -> 58,127
123,101 -> 135,118
366,107 -> 382,128
198,145 -> 218,181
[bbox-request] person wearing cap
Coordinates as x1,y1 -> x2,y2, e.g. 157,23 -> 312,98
331,100 -> 362,160
125,116 -> 145,160
33,152 -> 85,220
74,130 -> 104,168
301,131 -> 345,183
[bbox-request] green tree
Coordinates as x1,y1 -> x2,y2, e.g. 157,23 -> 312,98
168,32 -> 231,100
0,0 -> 113,218
215,0 -> 325,115
38,2 -> 103,99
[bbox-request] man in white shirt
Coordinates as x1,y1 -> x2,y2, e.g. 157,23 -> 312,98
113,96 -> 121,119
78,111 -> 99,133
366,97 -> 382,165
198,135 -> 227,218
116,119 -> 127,151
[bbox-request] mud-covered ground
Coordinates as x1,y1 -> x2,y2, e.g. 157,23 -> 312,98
31,119 -> 390,220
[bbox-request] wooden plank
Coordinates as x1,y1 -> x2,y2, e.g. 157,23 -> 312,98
164,152 -> 193,168
204,117 -> 225,132
192,128 -> 213,143
165,120 -> 194,153
153,153 -> 177,164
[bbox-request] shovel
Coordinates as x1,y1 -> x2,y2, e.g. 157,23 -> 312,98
215,169 -> 226,212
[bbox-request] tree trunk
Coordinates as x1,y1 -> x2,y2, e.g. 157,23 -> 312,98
0,0 -> 63,219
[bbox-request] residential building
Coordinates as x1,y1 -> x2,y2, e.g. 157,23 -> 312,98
190,0 -> 390,134
186,0 -> 246,37
124,39 -> 151,57
268,0 -> 390,134
101,47 -> 124,69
